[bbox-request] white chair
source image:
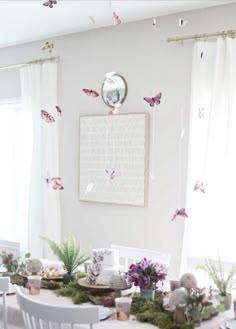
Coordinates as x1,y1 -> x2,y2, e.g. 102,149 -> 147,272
0,240 -> 20,258
111,244 -> 171,271
15,285 -> 99,329
0,277 -> 10,329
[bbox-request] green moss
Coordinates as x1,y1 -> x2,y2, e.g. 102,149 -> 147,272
131,295 -> 194,329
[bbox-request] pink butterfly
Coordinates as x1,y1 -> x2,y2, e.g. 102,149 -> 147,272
41,110 -> 55,123
56,106 -> 61,120
82,89 -> 99,97
51,177 -> 64,190
105,169 -> 117,180
113,12 -> 121,26
193,181 -> 205,193
108,102 -> 121,115
43,0 -> 57,8
144,93 -> 162,107
171,208 -> 188,221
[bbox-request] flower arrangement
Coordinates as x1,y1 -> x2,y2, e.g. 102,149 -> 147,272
0,251 -> 31,273
126,257 -> 167,290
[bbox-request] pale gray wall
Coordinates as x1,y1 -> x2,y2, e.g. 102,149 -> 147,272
0,3 -> 235,278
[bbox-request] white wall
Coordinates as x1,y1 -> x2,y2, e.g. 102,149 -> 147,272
0,3 -> 235,278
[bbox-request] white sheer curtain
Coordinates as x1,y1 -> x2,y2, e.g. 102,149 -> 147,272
20,63 -> 61,258
0,101 -> 32,252
183,38 -> 236,273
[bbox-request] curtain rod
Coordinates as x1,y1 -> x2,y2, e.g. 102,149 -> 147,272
0,56 -> 60,71
167,29 -> 236,43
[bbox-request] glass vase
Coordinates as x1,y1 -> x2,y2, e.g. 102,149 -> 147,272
140,287 -> 155,300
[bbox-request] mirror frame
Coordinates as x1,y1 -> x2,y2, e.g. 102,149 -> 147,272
101,74 -> 128,108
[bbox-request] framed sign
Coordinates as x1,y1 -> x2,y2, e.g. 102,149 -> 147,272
79,113 -> 149,206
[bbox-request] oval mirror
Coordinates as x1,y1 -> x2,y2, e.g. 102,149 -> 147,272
102,74 -> 127,108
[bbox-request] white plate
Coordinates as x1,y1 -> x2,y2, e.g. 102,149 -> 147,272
98,306 -> 114,320
0,283 -> 16,295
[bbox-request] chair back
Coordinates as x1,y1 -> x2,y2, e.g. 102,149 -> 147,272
0,240 -> 20,258
111,244 -> 171,272
0,277 -> 10,329
15,285 -> 99,329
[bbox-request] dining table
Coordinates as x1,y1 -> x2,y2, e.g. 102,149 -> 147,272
0,284 -> 235,329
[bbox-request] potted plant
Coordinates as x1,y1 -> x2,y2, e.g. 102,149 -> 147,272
196,257 -> 236,310
125,257 -> 167,300
41,234 -> 90,283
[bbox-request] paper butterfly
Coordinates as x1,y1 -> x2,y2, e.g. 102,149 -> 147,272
193,181 -> 205,193
179,17 -> 188,27
56,106 -> 61,120
108,102 -> 121,115
144,93 -> 162,107
45,176 -> 64,190
105,169 -> 117,180
82,89 -> 99,97
42,42 -> 54,53
199,107 -> 204,119
113,12 -> 121,26
200,52 -> 204,59
41,110 -> 55,123
51,177 -> 64,190
105,72 -> 116,84
171,208 -> 188,221
43,0 -> 57,8
153,18 -> 157,30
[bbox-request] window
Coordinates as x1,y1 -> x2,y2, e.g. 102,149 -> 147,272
0,100 -> 33,251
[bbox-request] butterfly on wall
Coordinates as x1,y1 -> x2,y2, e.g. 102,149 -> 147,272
41,110 -> 55,123
179,17 -> 188,27
56,106 -> 61,120
171,208 -> 188,221
144,92 -> 162,107
108,102 -> 121,115
42,41 -> 54,53
113,12 -> 121,26
104,169 -> 117,180
45,176 -> 64,190
152,18 -> 157,30
193,181 -> 205,193
82,89 -> 99,97
43,0 -> 57,8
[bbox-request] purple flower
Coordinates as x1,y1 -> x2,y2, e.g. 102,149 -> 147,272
125,257 -> 168,289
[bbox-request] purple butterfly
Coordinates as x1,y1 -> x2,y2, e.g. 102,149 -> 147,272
56,106 -> 61,120
105,169 -> 117,180
144,93 -> 162,107
193,181 -> 205,193
171,208 -> 188,221
43,0 -> 57,8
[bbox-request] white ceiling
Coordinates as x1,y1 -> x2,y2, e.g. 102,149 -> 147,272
0,0 -> 234,48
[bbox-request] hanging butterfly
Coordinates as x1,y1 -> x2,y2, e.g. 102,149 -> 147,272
105,72 -> 116,84
108,102 -> 121,115
193,181 -> 205,193
51,177 -> 64,190
56,106 -> 61,120
179,17 -> 188,27
199,107 -> 204,119
42,41 -> 54,53
113,12 -> 121,26
200,52 -> 204,59
152,18 -> 157,30
41,110 -> 55,123
104,169 -> 117,180
171,208 -> 188,221
43,0 -> 57,8
82,89 -> 99,97
144,92 -> 162,107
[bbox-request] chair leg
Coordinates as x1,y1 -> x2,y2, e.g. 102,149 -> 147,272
89,324 -> 93,329
3,292 -> 7,329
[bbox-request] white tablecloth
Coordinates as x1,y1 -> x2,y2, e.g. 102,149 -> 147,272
0,285 -> 234,329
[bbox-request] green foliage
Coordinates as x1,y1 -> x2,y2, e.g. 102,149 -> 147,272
196,257 -> 236,296
55,280 -> 90,304
131,295 -> 194,329
40,234 -> 90,274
